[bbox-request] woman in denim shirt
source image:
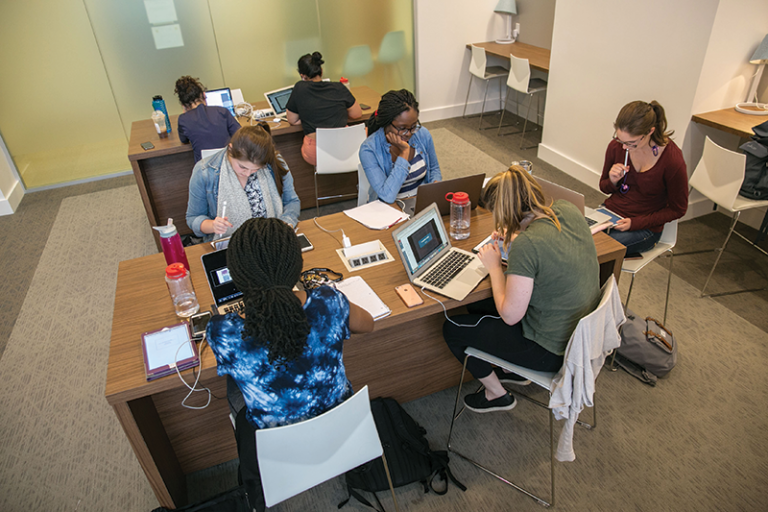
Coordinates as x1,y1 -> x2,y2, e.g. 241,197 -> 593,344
359,90 -> 441,204
186,123 -> 300,242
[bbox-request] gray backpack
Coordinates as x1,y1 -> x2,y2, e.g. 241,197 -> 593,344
614,308 -> 677,386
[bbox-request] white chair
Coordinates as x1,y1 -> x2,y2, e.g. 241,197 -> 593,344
357,162 -> 371,206
342,45 -> 375,78
256,386 -> 400,510
447,277 -> 625,508
200,147 -> 225,161
685,136 -> 768,297
377,30 -> 406,89
497,54 -> 547,150
622,219 -> 678,324
463,45 -> 509,129
315,124 -> 367,215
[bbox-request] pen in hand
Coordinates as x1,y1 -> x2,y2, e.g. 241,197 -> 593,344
623,149 -> 629,176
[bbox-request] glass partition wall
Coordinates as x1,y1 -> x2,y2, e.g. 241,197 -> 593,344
0,0 -> 414,189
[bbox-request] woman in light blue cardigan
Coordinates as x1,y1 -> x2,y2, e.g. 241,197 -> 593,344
358,90 -> 441,204
186,124 -> 300,242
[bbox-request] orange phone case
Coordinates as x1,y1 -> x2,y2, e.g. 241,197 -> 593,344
395,284 -> 423,307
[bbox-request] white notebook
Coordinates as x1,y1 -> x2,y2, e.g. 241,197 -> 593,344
335,276 -> 391,321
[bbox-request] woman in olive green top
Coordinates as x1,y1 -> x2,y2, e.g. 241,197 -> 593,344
443,166 -> 600,413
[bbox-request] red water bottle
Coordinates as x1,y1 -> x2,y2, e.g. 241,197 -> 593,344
153,218 -> 190,270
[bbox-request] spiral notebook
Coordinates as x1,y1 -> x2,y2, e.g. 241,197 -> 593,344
335,276 -> 391,321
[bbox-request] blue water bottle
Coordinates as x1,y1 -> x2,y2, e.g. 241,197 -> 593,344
152,95 -> 172,134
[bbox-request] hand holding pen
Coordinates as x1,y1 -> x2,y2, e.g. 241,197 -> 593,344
608,149 -> 630,187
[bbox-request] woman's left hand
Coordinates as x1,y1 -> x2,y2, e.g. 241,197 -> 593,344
614,218 -> 632,231
477,241 -> 502,271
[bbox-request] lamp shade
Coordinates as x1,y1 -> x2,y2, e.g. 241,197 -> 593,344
749,34 -> 768,64
494,0 -> 517,15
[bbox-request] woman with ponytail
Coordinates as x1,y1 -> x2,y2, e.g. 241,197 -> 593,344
443,165 -> 599,413
186,123 -> 300,242
285,52 -> 362,166
359,89 -> 442,204
206,218 -> 373,510
599,100 -> 688,254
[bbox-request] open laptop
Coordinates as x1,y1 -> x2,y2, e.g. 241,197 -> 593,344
404,173 -> 486,217
533,177 -> 617,228
201,248 -> 244,315
205,88 -> 237,118
263,85 -> 294,118
392,203 -> 488,301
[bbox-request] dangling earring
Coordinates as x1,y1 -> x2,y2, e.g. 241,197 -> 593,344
652,145 -> 659,156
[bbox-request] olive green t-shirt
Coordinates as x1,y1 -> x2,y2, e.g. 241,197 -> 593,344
505,200 -> 600,355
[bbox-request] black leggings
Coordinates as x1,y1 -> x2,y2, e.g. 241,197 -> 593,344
235,407 -> 266,512
443,298 -> 563,379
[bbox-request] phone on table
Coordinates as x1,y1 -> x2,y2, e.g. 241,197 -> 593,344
140,141 -> 155,150
395,284 -> 423,308
360,103 -> 371,110
189,311 -> 212,340
297,233 -> 313,252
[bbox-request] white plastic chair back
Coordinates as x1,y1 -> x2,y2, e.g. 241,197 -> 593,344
689,136 -> 746,211
469,45 -> 488,79
357,162 -> 371,206
256,386 -> 383,508
507,54 -> 532,94
200,147 -> 225,161
316,124 -> 366,175
659,218 -> 678,247
378,31 -> 406,64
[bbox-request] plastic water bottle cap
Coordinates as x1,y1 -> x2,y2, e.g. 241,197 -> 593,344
445,191 -> 469,205
166,263 -> 187,279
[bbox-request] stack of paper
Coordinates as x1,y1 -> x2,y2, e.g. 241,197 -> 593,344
344,201 -> 409,230
335,276 -> 391,320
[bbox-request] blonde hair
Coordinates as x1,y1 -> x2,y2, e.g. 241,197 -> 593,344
481,165 -> 561,249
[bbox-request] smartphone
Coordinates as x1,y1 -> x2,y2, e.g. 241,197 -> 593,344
472,234 -> 509,263
360,103 -> 371,110
140,141 -> 155,150
189,311 -> 212,339
395,284 -> 423,307
297,233 -> 313,252
210,236 -> 231,251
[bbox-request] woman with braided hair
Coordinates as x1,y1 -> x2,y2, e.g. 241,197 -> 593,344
359,89 -> 442,204
205,218 -> 373,510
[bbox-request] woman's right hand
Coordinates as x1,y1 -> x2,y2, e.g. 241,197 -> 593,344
477,241 -> 502,272
386,131 -> 411,159
211,216 -> 233,234
608,163 -> 628,186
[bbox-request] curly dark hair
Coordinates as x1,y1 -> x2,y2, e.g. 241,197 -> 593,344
298,52 -> 324,79
226,218 -> 310,364
174,75 -> 205,109
365,89 -> 419,136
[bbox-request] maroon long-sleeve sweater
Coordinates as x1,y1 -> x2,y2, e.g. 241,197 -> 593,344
599,139 -> 688,233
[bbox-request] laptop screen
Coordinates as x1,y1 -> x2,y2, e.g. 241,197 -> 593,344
393,205 -> 449,275
205,88 -> 236,117
264,86 -> 294,115
201,249 -> 242,307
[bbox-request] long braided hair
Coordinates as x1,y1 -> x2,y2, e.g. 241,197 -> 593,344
226,218 -> 310,364
365,89 -> 419,136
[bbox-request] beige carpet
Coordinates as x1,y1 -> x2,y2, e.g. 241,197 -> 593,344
430,127 -> 509,180
0,186 -> 158,511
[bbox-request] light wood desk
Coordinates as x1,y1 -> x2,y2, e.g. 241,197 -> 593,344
467,41 -> 551,72
691,107 -> 764,139
106,208 -> 625,509
128,86 -> 381,247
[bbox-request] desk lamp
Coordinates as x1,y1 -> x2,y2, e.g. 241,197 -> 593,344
735,33 -> 768,116
494,0 -> 519,45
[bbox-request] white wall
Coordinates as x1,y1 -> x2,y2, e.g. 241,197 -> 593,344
0,132 -> 24,216
415,0 -> 555,122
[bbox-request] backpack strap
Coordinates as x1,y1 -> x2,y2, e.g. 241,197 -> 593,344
338,485 -> 385,512
428,451 -> 467,493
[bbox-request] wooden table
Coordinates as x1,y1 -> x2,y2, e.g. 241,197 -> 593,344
128,86 -> 381,246
691,107 -> 764,139
105,208 -> 625,509
467,41 -> 551,72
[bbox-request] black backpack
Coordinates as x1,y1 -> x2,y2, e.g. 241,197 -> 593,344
339,397 -> 466,511
739,118 -> 768,200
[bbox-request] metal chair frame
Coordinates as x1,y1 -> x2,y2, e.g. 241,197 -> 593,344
463,46 -> 509,129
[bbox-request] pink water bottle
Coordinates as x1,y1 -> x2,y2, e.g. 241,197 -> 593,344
153,218 -> 190,270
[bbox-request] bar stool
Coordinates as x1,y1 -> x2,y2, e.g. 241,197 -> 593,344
463,45 -> 509,129
497,54 -> 546,149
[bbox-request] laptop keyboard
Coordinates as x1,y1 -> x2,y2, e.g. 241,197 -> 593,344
585,217 -> 597,226
422,251 -> 473,289
221,300 -> 244,315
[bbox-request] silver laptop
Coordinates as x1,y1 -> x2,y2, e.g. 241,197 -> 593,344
392,203 -> 488,301
402,173 -> 486,217
534,177 -> 615,227
263,85 -> 294,118
205,88 -> 236,118
201,248 -> 244,315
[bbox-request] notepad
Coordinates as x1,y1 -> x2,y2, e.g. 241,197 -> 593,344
141,322 -> 200,381
335,276 -> 391,321
343,201 -> 409,230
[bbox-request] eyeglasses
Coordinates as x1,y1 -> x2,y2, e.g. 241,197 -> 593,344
612,131 -> 645,149
392,122 -> 421,137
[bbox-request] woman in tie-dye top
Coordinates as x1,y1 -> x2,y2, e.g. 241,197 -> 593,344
359,89 -> 442,204
205,218 -> 374,430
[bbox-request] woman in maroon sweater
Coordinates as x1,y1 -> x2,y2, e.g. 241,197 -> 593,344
599,100 -> 688,254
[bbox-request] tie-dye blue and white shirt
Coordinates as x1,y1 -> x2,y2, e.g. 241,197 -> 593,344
206,285 -> 352,429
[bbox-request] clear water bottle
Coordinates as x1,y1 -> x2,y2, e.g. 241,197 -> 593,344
152,95 -> 172,134
446,191 -> 471,240
511,160 -> 533,174
165,263 -> 200,318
